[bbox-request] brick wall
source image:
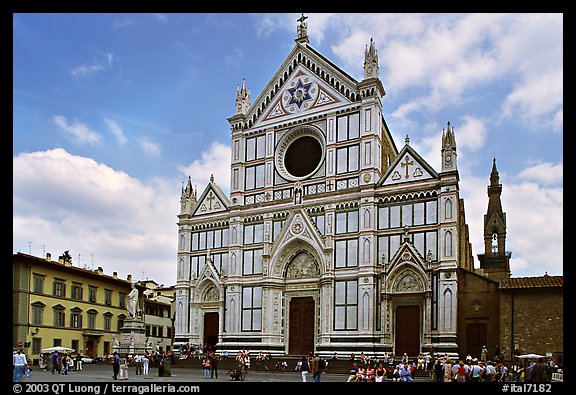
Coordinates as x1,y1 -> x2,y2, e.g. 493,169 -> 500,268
499,287 -> 563,363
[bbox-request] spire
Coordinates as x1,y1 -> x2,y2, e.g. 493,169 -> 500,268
363,38 -> 379,79
180,175 -> 197,215
235,78 -> 250,115
441,121 -> 457,171
296,13 -> 309,43
477,157 -> 510,281
490,157 -> 500,186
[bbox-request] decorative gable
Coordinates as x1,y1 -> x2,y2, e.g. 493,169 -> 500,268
192,179 -> 229,217
388,233 -> 429,274
259,66 -> 345,126
379,144 -> 438,186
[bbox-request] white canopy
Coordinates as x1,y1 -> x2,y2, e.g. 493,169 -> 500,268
40,346 -> 75,353
517,354 -> 546,359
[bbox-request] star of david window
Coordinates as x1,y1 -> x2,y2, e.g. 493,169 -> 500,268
287,78 -> 312,108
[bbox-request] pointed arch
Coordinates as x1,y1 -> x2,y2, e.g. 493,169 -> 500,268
443,288 -> 453,331
444,230 -> 453,257
362,291 -> 370,330
444,198 -> 453,219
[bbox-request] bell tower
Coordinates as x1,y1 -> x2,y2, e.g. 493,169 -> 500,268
477,158 -> 511,281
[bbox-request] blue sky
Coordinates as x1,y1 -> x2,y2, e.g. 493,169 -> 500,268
13,13 -> 563,286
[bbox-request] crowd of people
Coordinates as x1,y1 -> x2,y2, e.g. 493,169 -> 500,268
343,348 -> 558,383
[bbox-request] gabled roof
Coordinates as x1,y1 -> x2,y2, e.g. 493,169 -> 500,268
378,141 -> 438,187
234,40 -> 384,129
191,178 -> 229,217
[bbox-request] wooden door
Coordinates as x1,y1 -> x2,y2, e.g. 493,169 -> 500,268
203,312 -> 219,352
466,323 -> 487,358
289,297 -> 315,356
395,305 -> 420,357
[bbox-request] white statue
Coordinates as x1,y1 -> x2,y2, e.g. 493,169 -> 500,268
128,283 -> 139,318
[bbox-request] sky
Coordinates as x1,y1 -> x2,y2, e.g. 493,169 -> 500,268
13,13 -> 563,287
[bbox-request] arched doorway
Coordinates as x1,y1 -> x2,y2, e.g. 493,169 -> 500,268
284,250 -> 320,356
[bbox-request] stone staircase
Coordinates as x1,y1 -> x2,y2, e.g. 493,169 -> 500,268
172,354 -> 432,378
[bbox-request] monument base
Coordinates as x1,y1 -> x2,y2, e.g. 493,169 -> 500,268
116,317 -> 151,355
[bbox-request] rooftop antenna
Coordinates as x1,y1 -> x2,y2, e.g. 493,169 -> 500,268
90,253 -> 94,270
28,241 -> 32,254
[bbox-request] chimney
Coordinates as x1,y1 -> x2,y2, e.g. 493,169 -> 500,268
96,267 -> 103,275
46,253 -> 51,262
113,272 -> 118,279
127,274 -> 133,283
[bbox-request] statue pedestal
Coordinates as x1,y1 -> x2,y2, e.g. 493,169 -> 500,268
118,317 -> 150,355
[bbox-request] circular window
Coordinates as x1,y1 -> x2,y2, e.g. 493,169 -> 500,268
275,126 -> 325,181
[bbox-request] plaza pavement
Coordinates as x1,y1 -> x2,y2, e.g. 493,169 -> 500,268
21,363 -> 431,383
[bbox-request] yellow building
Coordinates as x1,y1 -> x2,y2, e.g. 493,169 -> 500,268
13,252 -> 134,364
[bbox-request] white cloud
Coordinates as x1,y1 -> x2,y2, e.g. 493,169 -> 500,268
53,115 -> 102,145
70,51 -> 114,77
104,118 -> 128,145
460,170 -> 563,278
517,162 -> 563,185
177,142 -> 231,196
13,148 -> 180,285
139,137 -> 161,158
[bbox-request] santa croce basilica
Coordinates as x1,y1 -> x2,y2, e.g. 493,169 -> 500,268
173,16 -> 563,363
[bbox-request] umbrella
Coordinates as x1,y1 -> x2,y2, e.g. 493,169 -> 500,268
517,354 -> 545,359
41,346 -> 75,354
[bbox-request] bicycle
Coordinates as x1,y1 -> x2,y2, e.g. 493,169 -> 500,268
254,361 -> 269,373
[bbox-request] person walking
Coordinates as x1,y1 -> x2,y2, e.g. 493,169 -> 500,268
119,354 -> 129,380
13,347 -> 29,382
134,354 -> 142,375
299,355 -> 310,382
112,352 -> 120,380
312,353 -> 322,382
75,354 -> 83,371
142,354 -> 149,375
51,351 -> 60,375
61,354 -> 69,375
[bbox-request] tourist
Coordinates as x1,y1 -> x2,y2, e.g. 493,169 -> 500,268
347,363 -> 359,382
312,353 -> 322,382
112,351 -> 120,380
202,355 -> 211,379
119,354 -> 129,380
299,355 -> 310,382
443,358 -> 453,382
455,361 -> 467,382
470,358 -> 484,382
13,347 -> 29,382
434,358 -> 444,382
401,362 -> 414,382
51,351 -> 60,375
375,363 -> 386,382
142,354 -> 149,375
